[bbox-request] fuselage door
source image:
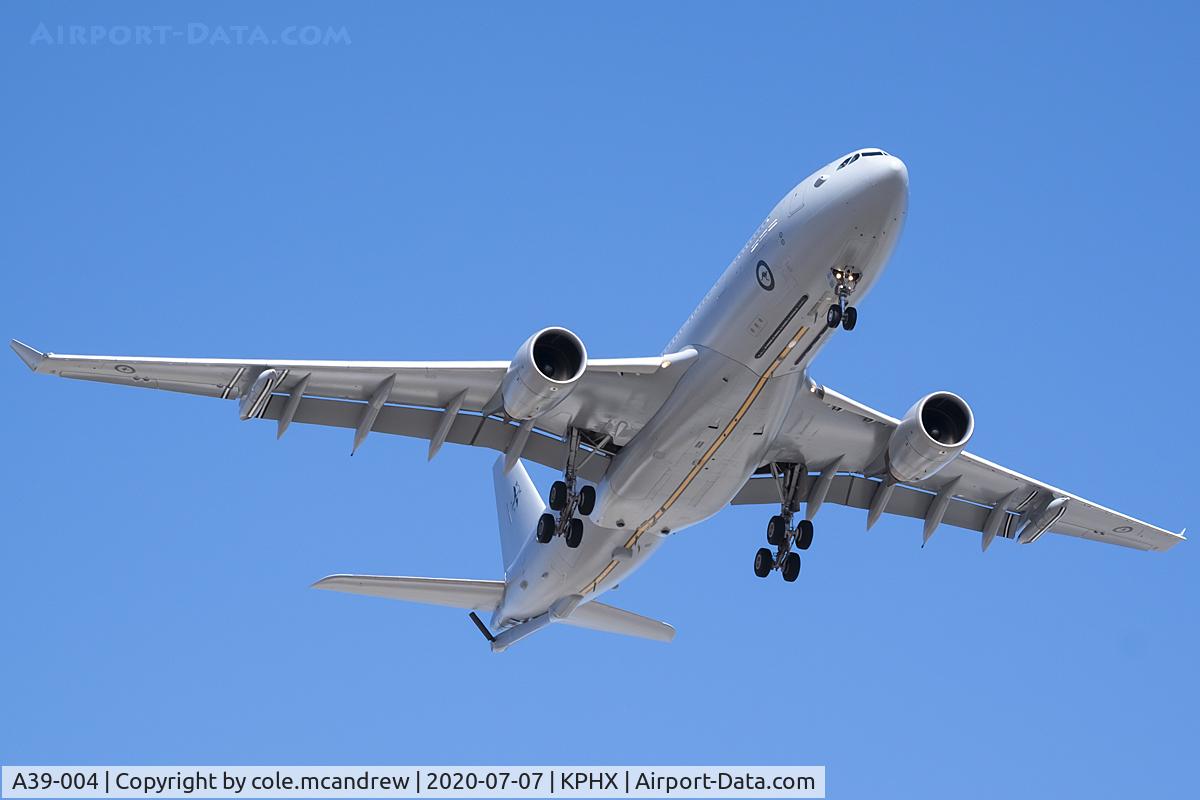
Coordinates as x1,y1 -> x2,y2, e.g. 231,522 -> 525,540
785,179 -> 809,217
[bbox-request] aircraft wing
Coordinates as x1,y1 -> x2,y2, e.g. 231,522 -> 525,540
734,381 -> 1184,553
9,339 -> 696,480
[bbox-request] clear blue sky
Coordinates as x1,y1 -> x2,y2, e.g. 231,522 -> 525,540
2,2 -> 1196,798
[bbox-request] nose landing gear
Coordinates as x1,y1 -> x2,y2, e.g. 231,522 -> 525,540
827,266 -> 861,331
536,428 -> 598,549
752,462 -> 814,583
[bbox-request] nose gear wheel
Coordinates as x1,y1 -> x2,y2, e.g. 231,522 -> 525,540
828,266 -> 861,331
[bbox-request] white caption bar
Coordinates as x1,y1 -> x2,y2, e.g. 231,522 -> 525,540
2,767 -> 824,799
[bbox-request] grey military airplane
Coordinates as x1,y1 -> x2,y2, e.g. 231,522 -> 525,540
12,148 -> 1184,651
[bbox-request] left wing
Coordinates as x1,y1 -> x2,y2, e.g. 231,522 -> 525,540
735,381 -> 1184,552
10,339 -> 696,480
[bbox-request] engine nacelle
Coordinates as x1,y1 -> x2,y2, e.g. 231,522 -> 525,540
886,391 -> 975,483
500,327 -> 588,420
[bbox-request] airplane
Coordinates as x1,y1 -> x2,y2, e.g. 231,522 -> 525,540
11,148 -> 1185,652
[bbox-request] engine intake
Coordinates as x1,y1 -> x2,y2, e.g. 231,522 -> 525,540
887,391 -> 974,483
501,327 -> 587,420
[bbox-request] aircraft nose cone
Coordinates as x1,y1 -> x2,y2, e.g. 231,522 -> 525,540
859,154 -> 908,219
872,154 -> 909,196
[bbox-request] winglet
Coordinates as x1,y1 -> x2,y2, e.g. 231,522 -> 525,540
10,339 -> 45,371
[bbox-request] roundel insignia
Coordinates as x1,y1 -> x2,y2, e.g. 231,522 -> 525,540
115,364 -> 136,374
755,260 -> 775,291
1113,525 -> 1133,533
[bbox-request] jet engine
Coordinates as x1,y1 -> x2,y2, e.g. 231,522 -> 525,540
501,327 -> 588,420
886,391 -> 974,483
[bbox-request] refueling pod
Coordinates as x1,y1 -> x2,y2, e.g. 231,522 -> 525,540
887,391 -> 974,483
1018,496 -> 1070,544
500,327 -> 587,420
238,368 -> 279,420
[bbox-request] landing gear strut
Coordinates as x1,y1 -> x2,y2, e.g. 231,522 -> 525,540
827,266 -> 861,331
537,428 -> 597,549
752,462 -> 813,582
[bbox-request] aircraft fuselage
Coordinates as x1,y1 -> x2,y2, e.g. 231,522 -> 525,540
497,150 -> 908,626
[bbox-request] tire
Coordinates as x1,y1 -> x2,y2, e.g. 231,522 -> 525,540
826,304 -> 842,329
842,306 -> 858,331
577,484 -> 596,516
753,547 -> 774,578
766,514 -> 787,546
548,480 -> 568,512
565,517 -> 584,548
781,551 -> 801,582
536,513 -> 556,544
795,519 -> 814,551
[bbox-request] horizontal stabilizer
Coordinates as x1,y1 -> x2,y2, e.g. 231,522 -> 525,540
560,600 -> 675,642
312,574 -> 504,611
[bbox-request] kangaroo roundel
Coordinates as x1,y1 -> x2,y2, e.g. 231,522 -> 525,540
756,260 -> 774,291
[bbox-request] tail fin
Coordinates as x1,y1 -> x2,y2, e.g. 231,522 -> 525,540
492,456 -> 544,572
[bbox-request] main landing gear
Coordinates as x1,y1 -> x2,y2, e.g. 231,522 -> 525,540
753,462 -> 814,583
826,266 -> 861,331
536,428 -> 596,549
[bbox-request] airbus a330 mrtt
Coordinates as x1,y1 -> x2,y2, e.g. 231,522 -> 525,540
12,148 -> 1185,651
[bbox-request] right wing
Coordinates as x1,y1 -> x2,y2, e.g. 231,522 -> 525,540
11,339 -> 697,480
736,381 -> 1184,553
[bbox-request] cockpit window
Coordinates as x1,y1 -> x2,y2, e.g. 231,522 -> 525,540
837,153 -> 861,170
837,150 -> 890,169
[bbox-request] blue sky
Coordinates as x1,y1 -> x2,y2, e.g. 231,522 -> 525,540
2,2 -> 1197,798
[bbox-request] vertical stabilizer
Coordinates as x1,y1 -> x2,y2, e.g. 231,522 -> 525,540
492,456 -> 544,573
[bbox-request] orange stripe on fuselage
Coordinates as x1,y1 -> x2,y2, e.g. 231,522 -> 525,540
578,324 -> 813,595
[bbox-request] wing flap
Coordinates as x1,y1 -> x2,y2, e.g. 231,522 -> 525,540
733,475 -> 992,532
258,396 -> 610,481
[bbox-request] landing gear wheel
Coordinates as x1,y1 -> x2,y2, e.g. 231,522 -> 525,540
842,306 -> 858,331
548,480 -> 568,512
781,551 -> 801,582
826,304 -> 842,329
565,517 -> 584,548
766,515 -> 788,546
795,519 -> 814,551
753,547 -> 774,578
536,513 -> 556,544
577,484 -> 597,516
